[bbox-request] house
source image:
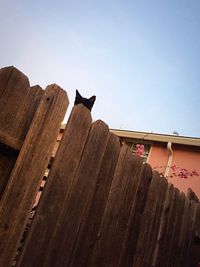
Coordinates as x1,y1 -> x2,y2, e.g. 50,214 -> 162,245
110,129 -> 200,200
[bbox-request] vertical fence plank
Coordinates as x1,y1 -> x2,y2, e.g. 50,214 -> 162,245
0,67 -> 43,144
195,204 -> 200,240
153,183 -> 175,266
17,104 -> 92,267
88,146 -> 144,267
0,67 -> 44,200
177,196 -> 190,266
161,188 -> 179,266
69,132 -> 121,267
191,203 -> 200,266
21,85 -> 44,140
119,163 -> 152,267
154,189 -> 185,267
45,120 -> 111,267
146,174 -> 168,266
0,84 -> 68,267
0,66 -> 29,143
133,172 -> 167,267
170,192 -> 185,266
184,201 -> 198,266
186,187 -> 200,266
177,201 -> 199,267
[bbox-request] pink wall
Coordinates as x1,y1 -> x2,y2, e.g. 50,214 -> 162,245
148,144 -> 200,199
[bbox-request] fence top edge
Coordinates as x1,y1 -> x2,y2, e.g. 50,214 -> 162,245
0,65 -> 30,89
43,83 -> 69,109
30,85 -> 43,91
91,119 -> 109,131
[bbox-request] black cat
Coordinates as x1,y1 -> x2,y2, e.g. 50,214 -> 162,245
74,89 -> 96,111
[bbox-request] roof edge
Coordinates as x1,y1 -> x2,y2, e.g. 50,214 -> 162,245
110,129 -> 200,147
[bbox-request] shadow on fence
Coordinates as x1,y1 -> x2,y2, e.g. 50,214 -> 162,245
0,66 -> 199,267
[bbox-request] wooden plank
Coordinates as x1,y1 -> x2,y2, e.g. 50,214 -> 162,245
17,104 -> 92,267
184,201 -> 198,266
88,146 -> 145,267
0,67 -> 29,141
163,187 -> 180,266
46,120 -> 111,267
179,202 -> 199,267
154,189 -> 185,267
195,204 -> 200,238
152,183 -> 175,266
175,197 -> 199,267
190,203 -> 200,267
19,119 -> 111,267
0,67 -> 44,144
69,132 -> 121,267
0,84 -> 68,267
132,172 -> 166,267
21,85 -> 44,140
0,68 -> 43,200
169,192 -> 185,266
177,195 -> 190,266
145,173 -> 168,266
118,163 -> 152,267
0,66 -> 29,200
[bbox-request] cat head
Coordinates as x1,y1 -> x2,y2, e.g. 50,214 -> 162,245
74,89 -> 96,111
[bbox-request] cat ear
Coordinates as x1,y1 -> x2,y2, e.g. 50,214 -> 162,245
89,95 -> 96,104
76,89 -> 82,98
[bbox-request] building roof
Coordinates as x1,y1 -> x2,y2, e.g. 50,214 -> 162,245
61,123 -> 200,147
110,129 -> 200,147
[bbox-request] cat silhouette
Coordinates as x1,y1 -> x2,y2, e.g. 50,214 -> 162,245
74,89 -> 96,111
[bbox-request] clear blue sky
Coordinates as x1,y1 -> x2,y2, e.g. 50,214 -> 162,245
1,0 -> 200,137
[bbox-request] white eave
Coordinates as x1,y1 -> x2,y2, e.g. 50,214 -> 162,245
110,129 -> 200,147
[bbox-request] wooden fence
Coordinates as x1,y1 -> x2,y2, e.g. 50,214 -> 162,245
0,66 -> 199,267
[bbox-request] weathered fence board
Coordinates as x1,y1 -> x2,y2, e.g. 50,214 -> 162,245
170,192 -> 185,266
145,173 -> 168,266
22,85 -> 44,139
17,104 -> 92,267
0,67 -> 43,145
19,119 -> 113,267
152,183 -> 175,266
178,201 -> 199,267
184,200 -> 198,266
0,67 -> 44,200
49,120 -> 111,267
88,146 -> 145,267
0,66 -> 29,146
191,203 -> 200,266
69,132 -> 121,267
162,187 -> 179,266
195,203 -> 200,238
0,83 -> 68,267
133,172 -> 166,267
118,163 -> 152,267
